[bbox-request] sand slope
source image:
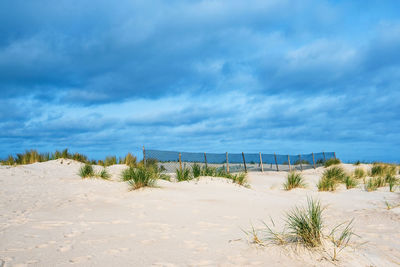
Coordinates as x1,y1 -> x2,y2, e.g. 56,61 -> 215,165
1,160 -> 400,266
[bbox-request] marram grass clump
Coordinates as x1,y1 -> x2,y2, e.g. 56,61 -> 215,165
192,163 -> 202,178
122,166 -> 158,189
324,158 -> 341,168
371,163 -> 397,177
243,198 -> 357,261
286,198 -> 323,247
283,172 -> 306,190
344,176 -> 358,189
317,166 -> 347,191
97,168 -> 110,180
79,164 -> 95,178
176,167 -> 193,182
353,168 -> 366,179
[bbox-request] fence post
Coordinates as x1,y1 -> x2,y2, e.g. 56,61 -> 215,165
259,152 -> 264,172
288,155 -> 291,172
274,153 -> 279,171
204,152 -> 208,168
334,152 -> 336,160
242,152 -> 247,173
226,152 -> 229,173
323,151 -> 326,162
143,146 -> 146,167
312,152 -> 316,169
299,154 -> 303,171
179,153 -> 182,171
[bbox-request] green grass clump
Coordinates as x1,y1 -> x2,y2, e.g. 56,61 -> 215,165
230,172 -> 248,186
192,163 -> 202,178
104,156 -> 117,166
365,177 -> 385,191
123,153 -> 137,167
245,199 -> 357,261
201,166 -> 217,176
353,160 -> 361,166
79,164 -> 95,178
122,166 -> 158,189
371,163 -> 397,177
176,167 -> 193,182
97,168 -> 110,180
317,166 -> 347,191
386,174 -> 397,192
344,176 -> 358,189
286,198 -> 323,247
353,168 -> 366,179
324,158 -> 341,167
283,172 -> 306,190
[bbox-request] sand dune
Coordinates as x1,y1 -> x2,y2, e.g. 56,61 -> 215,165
1,160 -> 400,266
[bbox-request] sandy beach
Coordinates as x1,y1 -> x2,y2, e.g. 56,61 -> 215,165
1,159 -> 400,266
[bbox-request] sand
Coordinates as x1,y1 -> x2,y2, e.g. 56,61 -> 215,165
1,159 -> 400,266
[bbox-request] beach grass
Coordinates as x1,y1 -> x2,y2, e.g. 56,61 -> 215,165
386,174 -> 397,192
283,172 -> 306,190
324,158 -> 341,167
317,166 -> 347,191
176,167 -> 193,182
79,164 -> 95,178
354,168 -> 366,179
97,168 -> 110,180
123,153 -> 137,167
286,198 -> 323,247
344,175 -> 358,189
122,166 -> 158,189
192,163 -> 202,178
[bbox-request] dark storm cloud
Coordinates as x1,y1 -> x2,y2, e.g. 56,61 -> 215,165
0,0 -> 399,161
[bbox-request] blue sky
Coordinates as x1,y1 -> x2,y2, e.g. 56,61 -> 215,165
1,0 -> 399,162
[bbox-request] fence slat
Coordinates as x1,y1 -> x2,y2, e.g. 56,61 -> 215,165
242,152 -> 247,173
179,153 -> 182,171
226,152 -> 229,173
259,152 -> 264,172
288,155 -> 291,172
312,152 -> 316,169
299,154 -> 303,171
274,153 -> 279,171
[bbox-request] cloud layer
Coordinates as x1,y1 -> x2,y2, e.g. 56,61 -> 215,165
1,0 -> 399,162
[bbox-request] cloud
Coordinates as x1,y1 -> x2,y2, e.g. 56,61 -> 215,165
0,0 -> 399,161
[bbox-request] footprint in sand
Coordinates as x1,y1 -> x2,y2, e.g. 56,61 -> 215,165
106,248 -> 129,255
58,244 -> 72,252
69,255 -> 92,264
35,243 -> 48,249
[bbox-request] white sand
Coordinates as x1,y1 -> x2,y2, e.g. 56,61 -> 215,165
1,160 -> 400,266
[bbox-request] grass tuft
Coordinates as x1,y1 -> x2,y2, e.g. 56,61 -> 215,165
328,219 -> 357,261
344,175 -> 358,189
371,163 -> 397,177
97,168 -> 110,180
386,174 -> 397,192
285,198 -> 323,247
283,172 -> 306,190
353,168 -> 366,179
324,158 -> 341,167
317,166 -> 347,191
192,163 -> 202,178
176,167 -> 193,182
123,153 -> 137,167
79,164 -> 95,178
122,166 -> 158,189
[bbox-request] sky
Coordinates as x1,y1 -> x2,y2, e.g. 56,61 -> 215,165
0,0 -> 400,162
